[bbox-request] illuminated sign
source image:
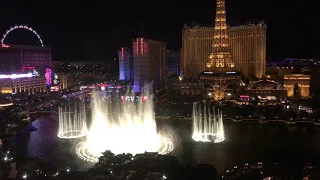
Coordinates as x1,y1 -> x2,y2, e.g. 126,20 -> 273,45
1,44 -> 10,48
121,95 -> 148,102
240,95 -> 249,98
53,73 -> 59,85
22,66 -> 35,72
0,73 -> 33,79
45,68 -> 52,86
51,86 -> 59,92
80,86 -> 96,90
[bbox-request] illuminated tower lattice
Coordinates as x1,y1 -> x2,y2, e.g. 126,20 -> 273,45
200,0 -> 240,101
206,0 -> 234,71
212,83 -> 227,101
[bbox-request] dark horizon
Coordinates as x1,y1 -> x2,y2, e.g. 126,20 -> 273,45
0,0 -> 318,61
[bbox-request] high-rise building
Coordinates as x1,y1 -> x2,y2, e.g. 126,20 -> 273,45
0,44 -> 51,72
118,47 -> 132,81
229,21 -> 267,78
0,44 -> 52,94
182,23 -> 213,77
166,50 -> 181,76
182,22 -> 266,77
132,38 -> 166,92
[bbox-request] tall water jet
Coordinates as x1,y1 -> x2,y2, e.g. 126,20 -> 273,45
76,83 -> 174,162
192,102 -> 225,143
58,102 -> 88,139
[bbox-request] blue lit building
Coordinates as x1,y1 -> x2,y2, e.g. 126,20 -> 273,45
118,47 -> 132,81
132,38 -> 166,92
166,50 -> 181,76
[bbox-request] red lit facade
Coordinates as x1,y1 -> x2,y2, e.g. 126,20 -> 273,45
133,38 -> 148,56
132,38 -> 166,92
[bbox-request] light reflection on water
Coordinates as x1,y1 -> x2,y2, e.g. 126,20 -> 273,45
25,115 -> 320,173
26,116 -> 80,169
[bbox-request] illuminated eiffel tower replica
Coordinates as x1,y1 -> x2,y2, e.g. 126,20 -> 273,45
200,0 -> 240,101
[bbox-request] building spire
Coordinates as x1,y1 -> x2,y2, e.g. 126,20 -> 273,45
206,0 -> 234,71
137,23 -> 145,38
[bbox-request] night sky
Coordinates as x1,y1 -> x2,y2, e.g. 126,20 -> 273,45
0,0 -> 318,61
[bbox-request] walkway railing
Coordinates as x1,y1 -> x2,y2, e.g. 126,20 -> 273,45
155,116 -> 320,126
29,111 -> 57,115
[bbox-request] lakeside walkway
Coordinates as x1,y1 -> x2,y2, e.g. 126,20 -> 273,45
156,116 -> 320,126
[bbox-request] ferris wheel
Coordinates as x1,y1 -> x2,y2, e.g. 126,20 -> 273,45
1,25 -> 44,47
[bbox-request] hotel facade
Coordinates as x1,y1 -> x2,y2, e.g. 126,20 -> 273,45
182,21 -> 267,79
0,44 -> 52,94
132,38 -> 166,92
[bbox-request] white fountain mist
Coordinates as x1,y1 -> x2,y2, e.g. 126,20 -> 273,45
76,83 -> 174,162
57,102 -> 88,139
192,102 -> 225,143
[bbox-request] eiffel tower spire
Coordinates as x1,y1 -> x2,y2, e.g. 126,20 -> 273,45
206,0 -> 234,71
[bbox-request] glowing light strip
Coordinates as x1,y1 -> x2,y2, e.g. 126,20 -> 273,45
136,39 -> 139,55
0,73 -> 33,79
121,47 -> 124,60
141,38 -> 144,55
1,25 -> 44,46
0,103 -> 13,107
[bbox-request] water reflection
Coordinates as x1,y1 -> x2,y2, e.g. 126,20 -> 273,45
23,116 -> 320,173
26,116 -> 78,169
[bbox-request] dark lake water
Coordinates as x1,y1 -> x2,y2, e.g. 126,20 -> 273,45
21,115 -> 320,173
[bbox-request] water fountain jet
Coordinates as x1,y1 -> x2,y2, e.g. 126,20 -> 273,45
192,102 -> 225,143
75,83 -> 174,162
58,102 -> 88,139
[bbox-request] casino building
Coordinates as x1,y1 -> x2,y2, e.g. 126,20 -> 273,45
0,44 -> 52,94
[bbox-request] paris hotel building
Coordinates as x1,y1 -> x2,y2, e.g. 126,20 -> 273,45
182,21 -> 267,79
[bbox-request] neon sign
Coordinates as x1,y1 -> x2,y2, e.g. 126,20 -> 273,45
240,95 -> 249,98
1,44 -> 10,48
121,95 -> 148,102
22,66 -> 35,72
45,68 -> 52,86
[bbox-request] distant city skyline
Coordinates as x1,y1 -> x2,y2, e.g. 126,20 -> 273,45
0,0 -> 318,61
